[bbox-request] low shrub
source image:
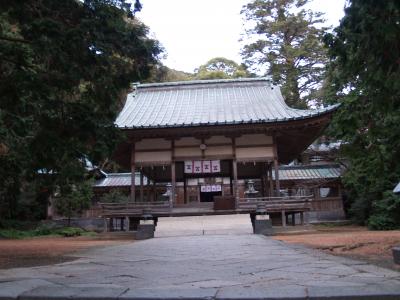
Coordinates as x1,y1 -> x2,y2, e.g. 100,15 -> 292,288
367,191 -> 400,230
0,229 -> 37,239
0,226 -> 94,239
55,227 -> 85,237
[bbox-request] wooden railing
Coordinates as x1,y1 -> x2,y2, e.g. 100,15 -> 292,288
99,201 -> 171,216
238,196 -> 313,212
311,197 -> 344,211
99,195 -> 341,217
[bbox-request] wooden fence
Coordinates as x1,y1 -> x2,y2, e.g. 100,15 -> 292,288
99,201 -> 171,217
237,196 -> 312,212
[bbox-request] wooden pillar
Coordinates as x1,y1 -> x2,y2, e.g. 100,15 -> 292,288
183,178 -> 187,204
300,212 -> 304,225
231,137 -> 239,206
260,176 -> 265,197
260,163 -> 266,197
103,218 -> 108,232
281,210 -> 286,227
146,171 -> 150,202
130,143 -> 136,202
140,171 -> 144,201
291,213 -> 296,226
268,163 -> 274,197
170,139 -> 176,208
232,159 -> 238,203
153,179 -> 157,202
151,167 -> 156,202
171,162 -> 176,208
125,216 -> 130,232
273,158 -> 280,197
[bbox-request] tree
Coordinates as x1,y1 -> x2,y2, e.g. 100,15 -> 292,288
194,57 -> 251,80
241,0 -> 329,108
55,180 -> 93,227
324,0 -> 400,228
147,64 -> 193,83
0,0 -> 161,219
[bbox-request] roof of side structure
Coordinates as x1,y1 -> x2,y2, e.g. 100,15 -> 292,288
115,78 -> 339,129
273,165 -> 342,181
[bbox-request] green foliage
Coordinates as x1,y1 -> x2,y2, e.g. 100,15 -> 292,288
241,0 -> 329,108
147,64 -> 193,83
0,0 -> 161,219
325,0 -> 400,228
367,192 -> 400,230
0,229 -> 37,239
194,57 -> 252,80
0,226 -> 91,239
55,180 -> 93,225
55,227 -> 87,237
100,189 -> 129,203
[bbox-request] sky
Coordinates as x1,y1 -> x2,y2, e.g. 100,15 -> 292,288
137,0 -> 346,73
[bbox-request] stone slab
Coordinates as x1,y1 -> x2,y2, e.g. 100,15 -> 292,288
216,286 -> 307,300
120,288 -> 217,300
19,286 -> 127,300
0,279 -> 56,300
308,284 -> 400,300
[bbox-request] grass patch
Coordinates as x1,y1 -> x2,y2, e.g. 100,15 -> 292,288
0,226 -> 97,239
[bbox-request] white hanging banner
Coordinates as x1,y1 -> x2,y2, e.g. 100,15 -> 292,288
202,160 -> 211,173
211,160 -> 221,173
193,161 -> 202,174
184,161 -> 193,173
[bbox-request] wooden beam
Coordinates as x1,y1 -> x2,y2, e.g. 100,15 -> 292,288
130,143 -> 136,202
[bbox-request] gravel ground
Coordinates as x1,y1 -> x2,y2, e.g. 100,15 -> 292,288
0,236 -> 130,269
273,226 -> 400,271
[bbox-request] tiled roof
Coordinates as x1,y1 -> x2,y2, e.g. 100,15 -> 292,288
115,78 -> 338,129
93,173 -> 148,188
273,165 -> 342,181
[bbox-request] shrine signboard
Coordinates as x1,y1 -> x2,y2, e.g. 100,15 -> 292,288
200,185 -> 222,193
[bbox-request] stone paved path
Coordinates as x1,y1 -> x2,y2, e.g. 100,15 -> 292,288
1,215 -> 400,299
155,214 -> 252,237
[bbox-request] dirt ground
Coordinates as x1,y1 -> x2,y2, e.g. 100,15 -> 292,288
274,225 -> 400,271
0,235 -> 131,269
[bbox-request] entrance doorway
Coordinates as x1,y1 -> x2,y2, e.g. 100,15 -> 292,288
200,191 -> 222,202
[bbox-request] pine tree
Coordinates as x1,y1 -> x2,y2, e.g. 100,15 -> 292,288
241,0 -> 328,108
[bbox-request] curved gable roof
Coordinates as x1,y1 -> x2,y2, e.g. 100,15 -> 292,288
115,78 -> 338,129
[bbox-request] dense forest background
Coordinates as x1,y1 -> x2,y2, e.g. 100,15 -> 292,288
0,0 -> 399,229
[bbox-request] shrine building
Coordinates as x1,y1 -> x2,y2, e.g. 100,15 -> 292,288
107,77 -> 339,223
